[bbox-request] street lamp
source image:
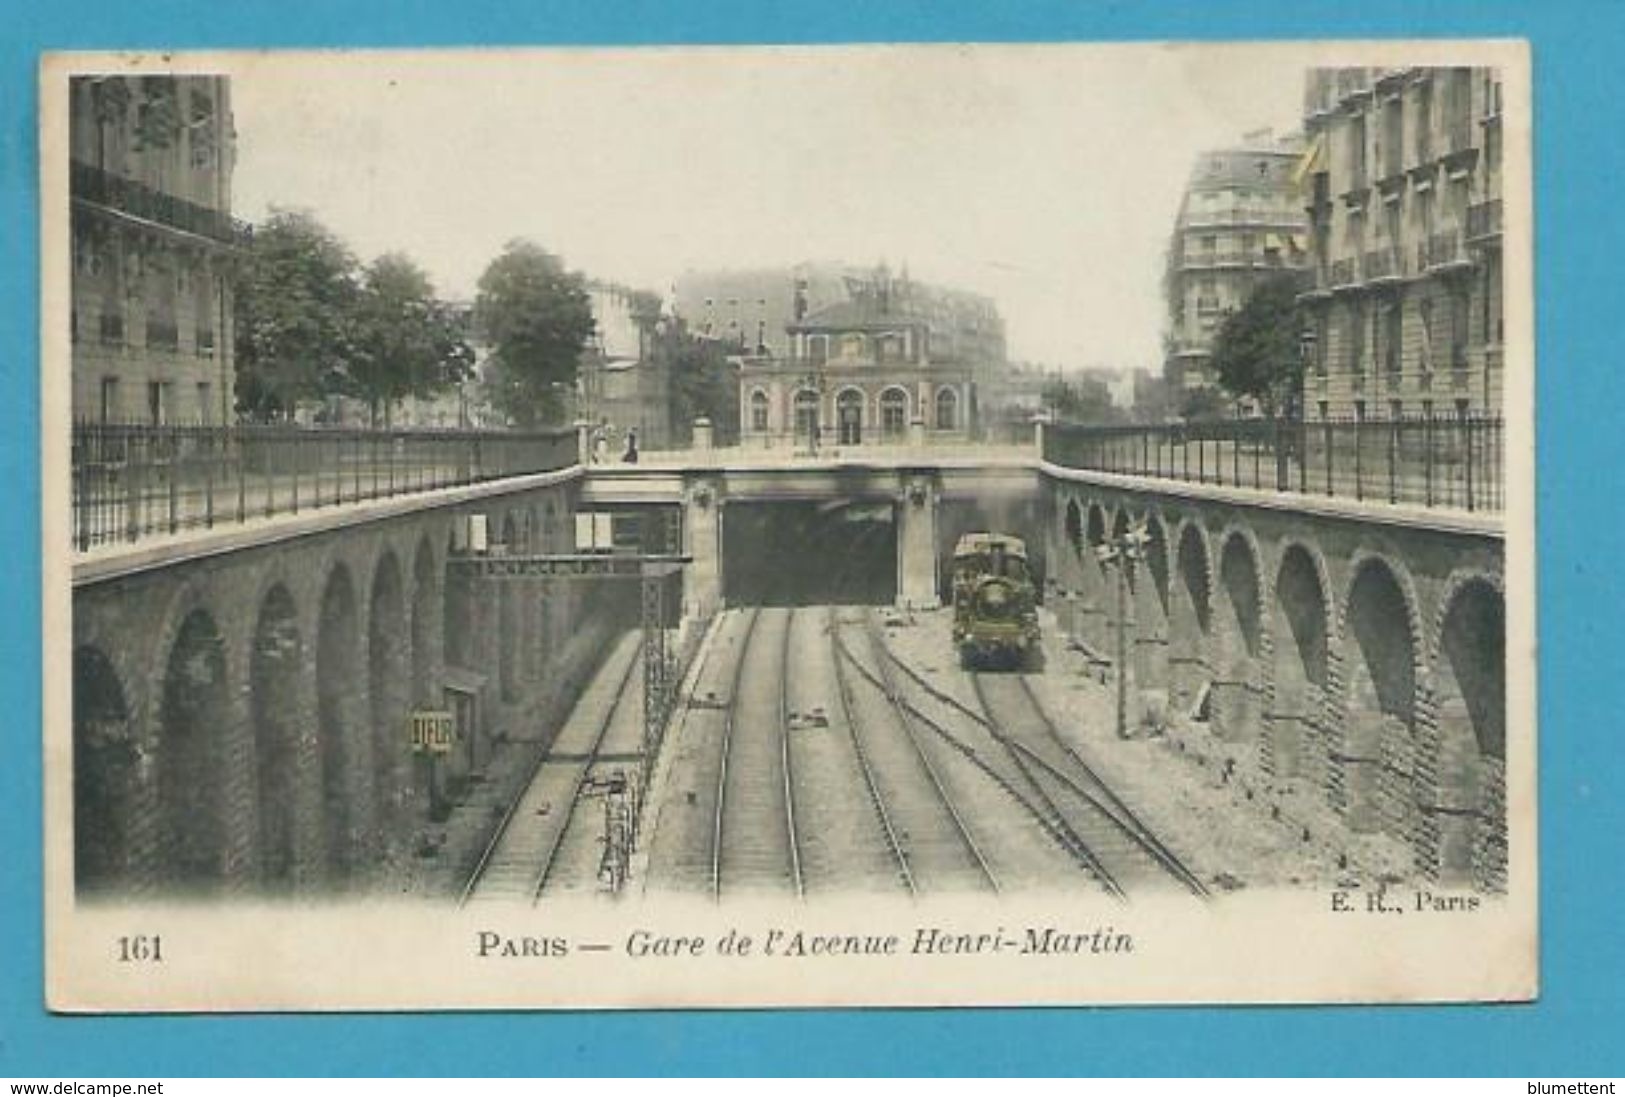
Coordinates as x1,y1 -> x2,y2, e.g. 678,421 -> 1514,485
1094,521 -> 1150,740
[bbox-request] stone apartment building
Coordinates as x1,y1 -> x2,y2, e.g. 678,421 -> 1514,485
1164,132 -> 1310,400
70,75 -> 239,425
1298,66 -> 1505,419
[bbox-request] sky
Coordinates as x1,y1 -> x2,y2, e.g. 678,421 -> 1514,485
227,45 -> 1306,372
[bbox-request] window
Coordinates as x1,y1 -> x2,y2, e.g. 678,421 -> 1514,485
1449,285 -> 1471,369
147,381 -> 170,426
749,390 -> 769,433
1415,79 -> 1434,163
99,377 -> 120,423
836,389 -> 863,445
1383,300 -> 1402,374
1348,115 -> 1368,188
1420,298 -> 1435,368
1383,96 -> 1404,176
880,389 -> 907,439
935,387 -> 958,431
197,382 -> 213,425
793,390 -> 819,442
1348,301 -> 1366,374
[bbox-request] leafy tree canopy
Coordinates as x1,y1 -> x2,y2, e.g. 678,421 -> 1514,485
349,253 -> 476,425
474,240 -> 594,428
664,325 -> 738,445
235,210 -> 473,424
1042,376 -> 1121,426
234,208 -> 360,421
1209,273 -> 1306,416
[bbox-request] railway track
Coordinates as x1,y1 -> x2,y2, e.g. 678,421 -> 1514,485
850,615 -> 1207,900
829,610 -> 1000,896
458,631 -> 644,905
968,679 -> 1215,903
711,607 -> 804,898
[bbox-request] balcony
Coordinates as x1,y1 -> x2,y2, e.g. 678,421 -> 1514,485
1443,119 -> 1478,174
1182,250 -> 1279,271
1184,207 -> 1306,229
1419,229 -> 1473,274
1467,199 -> 1503,243
70,159 -> 245,246
1362,247 -> 1406,284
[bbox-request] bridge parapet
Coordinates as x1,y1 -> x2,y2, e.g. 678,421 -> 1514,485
1042,415 -> 1504,516
71,421 -> 578,554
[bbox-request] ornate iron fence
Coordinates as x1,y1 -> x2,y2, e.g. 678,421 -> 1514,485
1043,414 -> 1503,513
71,421 -> 579,551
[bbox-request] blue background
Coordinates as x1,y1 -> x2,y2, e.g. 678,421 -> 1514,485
3,0 -> 1622,1077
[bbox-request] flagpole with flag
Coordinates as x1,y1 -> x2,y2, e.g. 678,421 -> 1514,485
1291,132 -> 1327,192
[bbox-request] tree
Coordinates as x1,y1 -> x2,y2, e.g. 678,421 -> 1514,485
666,332 -> 737,445
474,240 -> 594,428
234,209 -> 361,421
1209,273 -> 1306,416
1042,376 -> 1120,426
349,254 -> 475,426
1179,385 -> 1233,422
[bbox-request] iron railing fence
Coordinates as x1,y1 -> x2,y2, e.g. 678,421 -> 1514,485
72,421 -> 579,551
1043,414 -> 1503,513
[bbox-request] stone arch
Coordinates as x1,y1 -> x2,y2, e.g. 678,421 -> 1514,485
1338,554 -> 1425,841
1131,510 -> 1172,697
317,563 -> 369,886
1170,519 -> 1213,714
157,607 -> 230,892
1269,541 -> 1334,781
410,537 -> 439,706
369,550 -> 411,849
1212,528 -> 1268,742
1063,498 -> 1083,554
443,529 -> 475,671
1430,571 -> 1506,888
1074,502 -> 1110,648
73,645 -> 135,897
249,584 -> 303,891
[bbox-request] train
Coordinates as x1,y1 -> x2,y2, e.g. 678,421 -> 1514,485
950,532 -> 1041,669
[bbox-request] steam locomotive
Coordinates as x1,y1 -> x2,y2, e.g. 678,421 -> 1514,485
950,532 -> 1041,669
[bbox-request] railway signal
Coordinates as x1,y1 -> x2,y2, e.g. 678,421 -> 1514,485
1094,522 -> 1149,741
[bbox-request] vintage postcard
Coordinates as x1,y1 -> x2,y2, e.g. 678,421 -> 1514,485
41,40 -> 1535,1011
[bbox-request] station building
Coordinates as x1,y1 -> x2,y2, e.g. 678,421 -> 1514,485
735,266 -> 1005,449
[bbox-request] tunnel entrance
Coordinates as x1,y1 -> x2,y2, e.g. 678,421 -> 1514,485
723,501 -> 897,605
